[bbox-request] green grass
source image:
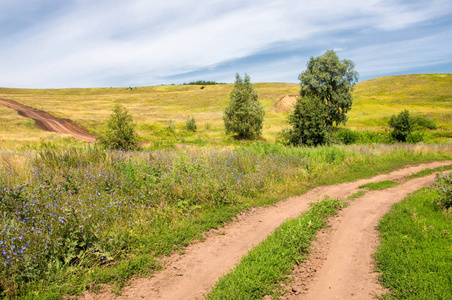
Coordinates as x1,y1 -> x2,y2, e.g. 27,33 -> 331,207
206,198 -> 346,300
350,74 -> 452,129
347,190 -> 366,200
375,186 -> 452,299
0,74 -> 450,148
406,164 -> 452,179
1,143 -> 451,299
359,180 -> 399,190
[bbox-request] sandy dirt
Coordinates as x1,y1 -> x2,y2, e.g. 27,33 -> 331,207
81,161 -> 452,300
0,98 -> 96,142
274,95 -> 297,112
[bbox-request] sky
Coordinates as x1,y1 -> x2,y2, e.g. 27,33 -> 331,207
0,0 -> 451,88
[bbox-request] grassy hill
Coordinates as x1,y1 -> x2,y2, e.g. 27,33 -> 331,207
0,74 -> 450,148
349,74 -> 452,128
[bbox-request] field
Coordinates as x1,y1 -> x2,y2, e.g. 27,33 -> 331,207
0,74 -> 451,299
1,74 -> 451,148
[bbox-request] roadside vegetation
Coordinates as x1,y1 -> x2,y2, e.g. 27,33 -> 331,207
375,173 -> 452,299
1,143 -> 451,298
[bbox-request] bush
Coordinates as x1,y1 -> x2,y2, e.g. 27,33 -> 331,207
223,74 -> 265,139
334,128 -> 360,145
412,115 -> 437,130
432,173 -> 452,211
407,131 -> 424,143
186,116 -> 197,132
389,110 -> 414,142
97,104 -> 140,150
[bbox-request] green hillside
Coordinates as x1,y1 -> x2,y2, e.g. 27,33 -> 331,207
349,74 -> 452,128
0,74 -> 450,148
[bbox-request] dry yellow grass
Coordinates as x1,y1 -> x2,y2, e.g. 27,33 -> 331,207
0,74 -> 450,148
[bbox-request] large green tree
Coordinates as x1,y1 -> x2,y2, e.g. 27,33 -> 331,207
299,50 -> 358,126
223,73 -> 265,139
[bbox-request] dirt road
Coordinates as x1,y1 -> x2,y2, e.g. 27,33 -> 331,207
0,98 -> 96,142
82,161 -> 452,300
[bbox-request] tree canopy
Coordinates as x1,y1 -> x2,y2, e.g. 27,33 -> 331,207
97,104 -> 140,150
223,73 -> 265,139
299,50 -> 358,126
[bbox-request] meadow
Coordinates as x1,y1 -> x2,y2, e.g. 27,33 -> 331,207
1,143 -> 452,298
0,74 -> 451,298
0,74 -> 451,148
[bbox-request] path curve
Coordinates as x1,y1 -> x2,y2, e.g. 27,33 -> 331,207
82,161 -> 452,300
282,172 -> 449,299
0,98 -> 96,142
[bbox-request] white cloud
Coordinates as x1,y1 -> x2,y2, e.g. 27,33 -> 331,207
0,0 -> 451,87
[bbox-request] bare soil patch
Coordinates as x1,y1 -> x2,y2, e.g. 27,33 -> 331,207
274,95 -> 297,112
0,98 -> 96,142
82,161 -> 452,300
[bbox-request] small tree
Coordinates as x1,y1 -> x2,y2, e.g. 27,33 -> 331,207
284,96 -> 329,146
186,115 -> 197,132
97,104 -> 140,150
388,110 -> 414,142
299,50 -> 358,126
223,73 -> 265,139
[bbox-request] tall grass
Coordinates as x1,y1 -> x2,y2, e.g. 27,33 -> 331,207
1,143 -> 451,298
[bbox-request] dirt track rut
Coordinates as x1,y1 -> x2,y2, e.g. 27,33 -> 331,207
0,98 -> 96,142
82,161 -> 452,300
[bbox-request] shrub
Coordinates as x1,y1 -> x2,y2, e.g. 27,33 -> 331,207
223,74 -> 265,139
334,128 -> 360,145
389,110 -> 414,142
97,104 -> 140,150
412,115 -> 437,130
186,116 -> 197,132
407,131 -> 424,143
432,173 -> 452,211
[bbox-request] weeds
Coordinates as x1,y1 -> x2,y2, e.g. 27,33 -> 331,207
432,173 -> 452,210
0,143 -> 451,298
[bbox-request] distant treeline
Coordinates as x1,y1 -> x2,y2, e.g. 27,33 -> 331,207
183,80 -> 224,85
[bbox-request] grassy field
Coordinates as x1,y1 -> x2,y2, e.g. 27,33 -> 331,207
375,176 -> 452,299
0,74 -> 451,298
1,143 -> 452,298
0,74 -> 451,148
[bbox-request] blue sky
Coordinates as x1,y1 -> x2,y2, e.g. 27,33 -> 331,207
0,0 -> 451,88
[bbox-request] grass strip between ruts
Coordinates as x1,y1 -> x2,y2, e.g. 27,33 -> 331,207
359,180 -> 399,190
406,164 -> 452,179
206,198 -> 346,300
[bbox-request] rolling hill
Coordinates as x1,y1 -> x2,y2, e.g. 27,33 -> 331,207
0,74 -> 450,148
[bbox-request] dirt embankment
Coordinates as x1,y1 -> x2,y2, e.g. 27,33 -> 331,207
81,161 -> 452,300
0,98 -> 96,143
